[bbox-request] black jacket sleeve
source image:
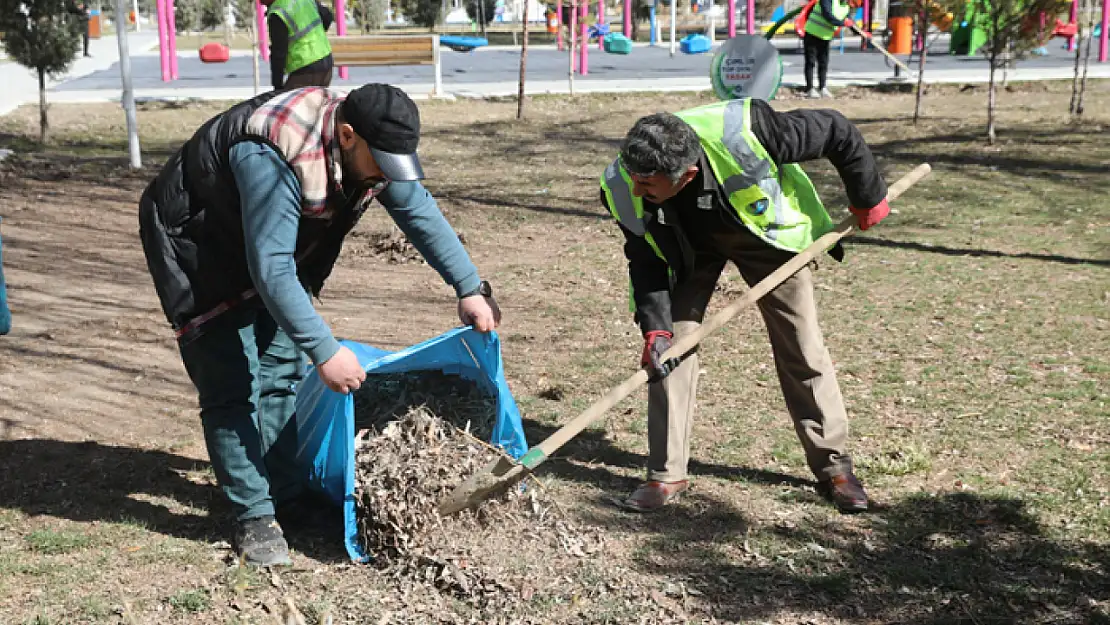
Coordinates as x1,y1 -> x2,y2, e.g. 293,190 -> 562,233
316,2 -> 334,31
748,98 -> 887,209
268,13 -> 288,90
600,190 -> 673,336
817,0 -> 847,26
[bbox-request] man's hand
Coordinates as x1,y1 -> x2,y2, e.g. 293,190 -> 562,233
317,346 -> 366,394
842,17 -> 855,28
642,331 -> 680,382
849,198 -> 890,231
458,295 -> 502,332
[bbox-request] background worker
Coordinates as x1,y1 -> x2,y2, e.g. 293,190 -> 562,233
801,0 -> 860,98
600,98 -> 889,514
264,0 -> 336,90
140,83 -> 500,566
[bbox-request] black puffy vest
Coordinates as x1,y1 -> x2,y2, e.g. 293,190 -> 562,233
138,92 -> 360,339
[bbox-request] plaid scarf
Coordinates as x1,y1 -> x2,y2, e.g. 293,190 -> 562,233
244,87 -> 343,218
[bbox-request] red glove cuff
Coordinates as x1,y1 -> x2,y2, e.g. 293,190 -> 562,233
642,330 -> 674,365
849,199 -> 890,231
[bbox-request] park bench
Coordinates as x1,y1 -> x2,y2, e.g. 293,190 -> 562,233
326,34 -> 443,96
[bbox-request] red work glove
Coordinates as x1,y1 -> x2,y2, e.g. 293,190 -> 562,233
849,198 -> 890,231
641,331 -> 680,383
842,17 -> 854,28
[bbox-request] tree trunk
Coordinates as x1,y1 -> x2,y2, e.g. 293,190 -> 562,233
38,69 -> 48,145
1076,3 -> 1096,115
517,0 -> 529,118
987,59 -> 997,144
224,0 -> 232,45
1069,6 -> 1084,114
913,0 -> 928,124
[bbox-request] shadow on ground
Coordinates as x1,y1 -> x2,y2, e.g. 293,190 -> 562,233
0,439 -> 221,540
603,491 -> 1110,624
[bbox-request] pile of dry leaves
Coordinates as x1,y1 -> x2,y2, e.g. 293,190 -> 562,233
346,229 -> 469,265
350,372 -> 600,613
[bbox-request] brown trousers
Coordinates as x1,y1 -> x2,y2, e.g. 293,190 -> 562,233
282,68 -> 333,90
647,241 -> 852,483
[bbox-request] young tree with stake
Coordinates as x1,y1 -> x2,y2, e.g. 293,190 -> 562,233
965,0 -> 1070,143
0,0 -> 84,144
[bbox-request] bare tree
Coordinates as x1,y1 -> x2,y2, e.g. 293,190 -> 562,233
517,0 -> 530,119
1073,0 -> 1097,115
913,0 -> 930,124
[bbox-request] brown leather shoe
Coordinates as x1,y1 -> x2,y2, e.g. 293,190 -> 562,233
818,472 -> 869,513
619,480 -> 689,512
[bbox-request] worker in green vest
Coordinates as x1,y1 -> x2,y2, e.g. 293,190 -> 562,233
600,98 -> 890,514
801,0 -> 857,98
263,0 -> 336,90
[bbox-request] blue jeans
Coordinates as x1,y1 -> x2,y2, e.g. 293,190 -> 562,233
179,306 -> 305,521
0,217 -> 10,335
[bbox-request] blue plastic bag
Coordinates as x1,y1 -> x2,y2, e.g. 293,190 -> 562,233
293,327 -> 528,561
0,217 -> 10,336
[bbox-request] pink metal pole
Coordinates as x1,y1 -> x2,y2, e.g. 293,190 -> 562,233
1101,0 -> 1109,62
579,2 -> 588,73
167,0 -> 178,79
157,0 -> 170,81
727,0 -> 736,37
746,0 -> 754,34
256,0 -> 269,61
1067,0 -> 1078,51
336,0 -> 348,79
861,0 -> 870,48
623,0 -> 631,37
557,0 -> 564,50
570,1 -> 577,69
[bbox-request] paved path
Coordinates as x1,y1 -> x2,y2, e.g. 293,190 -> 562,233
2,31 -> 1107,111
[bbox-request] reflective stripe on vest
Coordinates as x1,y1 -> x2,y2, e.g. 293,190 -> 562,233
601,160 -> 672,312
269,0 -> 331,74
805,0 -> 850,40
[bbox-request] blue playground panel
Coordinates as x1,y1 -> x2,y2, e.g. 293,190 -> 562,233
681,33 -> 713,54
440,36 -> 489,52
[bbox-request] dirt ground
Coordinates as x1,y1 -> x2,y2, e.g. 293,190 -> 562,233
0,81 -> 1108,624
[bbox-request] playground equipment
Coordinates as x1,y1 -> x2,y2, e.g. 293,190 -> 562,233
198,41 -> 231,63
681,32 -> 714,52
439,35 -> 489,52
604,31 -> 635,52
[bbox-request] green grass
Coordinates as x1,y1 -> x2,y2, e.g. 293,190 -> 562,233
24,530 -> 91,555
168,588 -> 211,614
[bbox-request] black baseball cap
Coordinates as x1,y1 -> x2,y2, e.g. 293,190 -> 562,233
341,83 -> 425,181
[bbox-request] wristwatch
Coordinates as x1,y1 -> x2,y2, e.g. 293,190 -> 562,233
461,280 -> 493,298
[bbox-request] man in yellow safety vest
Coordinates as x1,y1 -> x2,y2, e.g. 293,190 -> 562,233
600,98 -> 890,514
800,0 -> 859,98
263,0 -> 335,90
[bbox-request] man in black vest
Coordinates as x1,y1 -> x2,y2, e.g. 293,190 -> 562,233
139,84 -> 500,566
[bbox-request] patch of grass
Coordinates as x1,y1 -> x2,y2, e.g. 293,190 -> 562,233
167,588 -> 211,614
223,564 -> 263,596
24,529 -> 91,555
77,595 -> 112,620
856,441 -> 932,477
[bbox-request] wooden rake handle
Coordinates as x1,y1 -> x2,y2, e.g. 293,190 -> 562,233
850,23 -> 916,75
521,164 -> 932,466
